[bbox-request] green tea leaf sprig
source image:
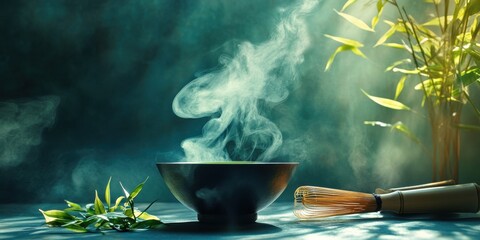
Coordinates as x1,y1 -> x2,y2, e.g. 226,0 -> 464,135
39,177 -> 162,233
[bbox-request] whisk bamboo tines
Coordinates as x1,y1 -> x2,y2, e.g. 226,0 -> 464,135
294,183 -> 480,220
294,186 -> 378,219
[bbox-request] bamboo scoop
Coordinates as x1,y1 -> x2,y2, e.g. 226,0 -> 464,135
294,183 -> 480,219
374,180 -> 456,194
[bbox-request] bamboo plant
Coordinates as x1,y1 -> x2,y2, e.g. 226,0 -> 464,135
326,0 -> 480,182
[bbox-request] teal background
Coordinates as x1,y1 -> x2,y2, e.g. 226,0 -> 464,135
0,0 -> 479,203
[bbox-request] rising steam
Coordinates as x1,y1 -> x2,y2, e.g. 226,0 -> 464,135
172,0 -> 317,162
0,96 -> 60,167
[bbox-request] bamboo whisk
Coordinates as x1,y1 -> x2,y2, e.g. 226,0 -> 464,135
294,183 -> 480,219
294,186 -> 379,219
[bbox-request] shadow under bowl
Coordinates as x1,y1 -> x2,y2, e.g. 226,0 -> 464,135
156,162 -> 298,225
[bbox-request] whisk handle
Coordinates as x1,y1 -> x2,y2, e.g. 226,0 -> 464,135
380,183 -> 480,214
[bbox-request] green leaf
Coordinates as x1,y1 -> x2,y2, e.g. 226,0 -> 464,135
362,89 -> 412,111
325,45 -> 352,71
39,209 -> 75,224
391,122 -> 421,144
128,177 -> 149,202
39,209 -> 75,221
40,177 -> 159,233
395,75 -> 408,100
385,59 -> 411,72
135,200 -> 159,220
124,208 -> 134,218
459,68 -> 480,86
325,43 -> 366,71
105,177 -> 112,209
119,182 -> 130,199
96,214 -> 110,222
350,47 -> 367,58
375,24 -> 398,47
414,78 -> 443,90
94,190 -> 106,214
85,203 -> 96,215
470,15 -> 480,40
64,200 -> 83,211
61,220 -> 89,233
110,196 -> 125,212
336,10 -> 375,32
341,0 -> 357,12
392,68 -> 420,74
372,0 -> 386,29
466,0 -> 480,16
130,219 -> 163,229
63,223 -> 88,233
324,34 -> 364,47
466,46 -> 480,66
422,15 -> 453,26
134,210 -> 160,221
382,43 -> 406,49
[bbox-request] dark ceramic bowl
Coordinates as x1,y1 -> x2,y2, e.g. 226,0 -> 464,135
156,162 -> 298,224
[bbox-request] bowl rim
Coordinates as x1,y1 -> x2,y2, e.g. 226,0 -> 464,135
156,161 -> 299,165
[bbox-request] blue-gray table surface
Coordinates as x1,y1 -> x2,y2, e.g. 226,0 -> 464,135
1,202 -> 479,239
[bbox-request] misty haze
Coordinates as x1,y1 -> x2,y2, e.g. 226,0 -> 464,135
1,0 -> 479,205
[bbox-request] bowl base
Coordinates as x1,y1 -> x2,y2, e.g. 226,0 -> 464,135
197,213 -> 257,225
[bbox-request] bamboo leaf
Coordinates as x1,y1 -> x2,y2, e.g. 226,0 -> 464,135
466,45 -> 480,66
382,42 -> 406,49
391,122 -> 421,144
459,68 -> 480,86
336,10 -> 374,32
112,196 -> 125,212
392,68 -> 420,74
62,223 -> 88,233
395,75 -> 407,100
351,46 -> 367,58
372,0 -> 386,29
324,34 -> 369,72
135,210 -> 160,221
96,214 -> 110,222
124,208 -> 134,218
130,219 -> 163,229
324,34 -> 364,47
364,121 -> 420,144
375,24 -> 398,47
105,177 -> 112,209
385,59 -> 411,72
64,200 -> 83,211
128,177 -> 149,201
466,0 -> 480,16
341,0 -> 357,12
362,89 -> 412,110
470,15 -> 480,40
414,78 -> 443,90
422,16 -> 453,26
39,209 -> 75,225
119,182 -> 130,199
135,200 -> 159,220
40,177 -> 160,233
94,190 -> 106,214
325,45 -> 353,71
